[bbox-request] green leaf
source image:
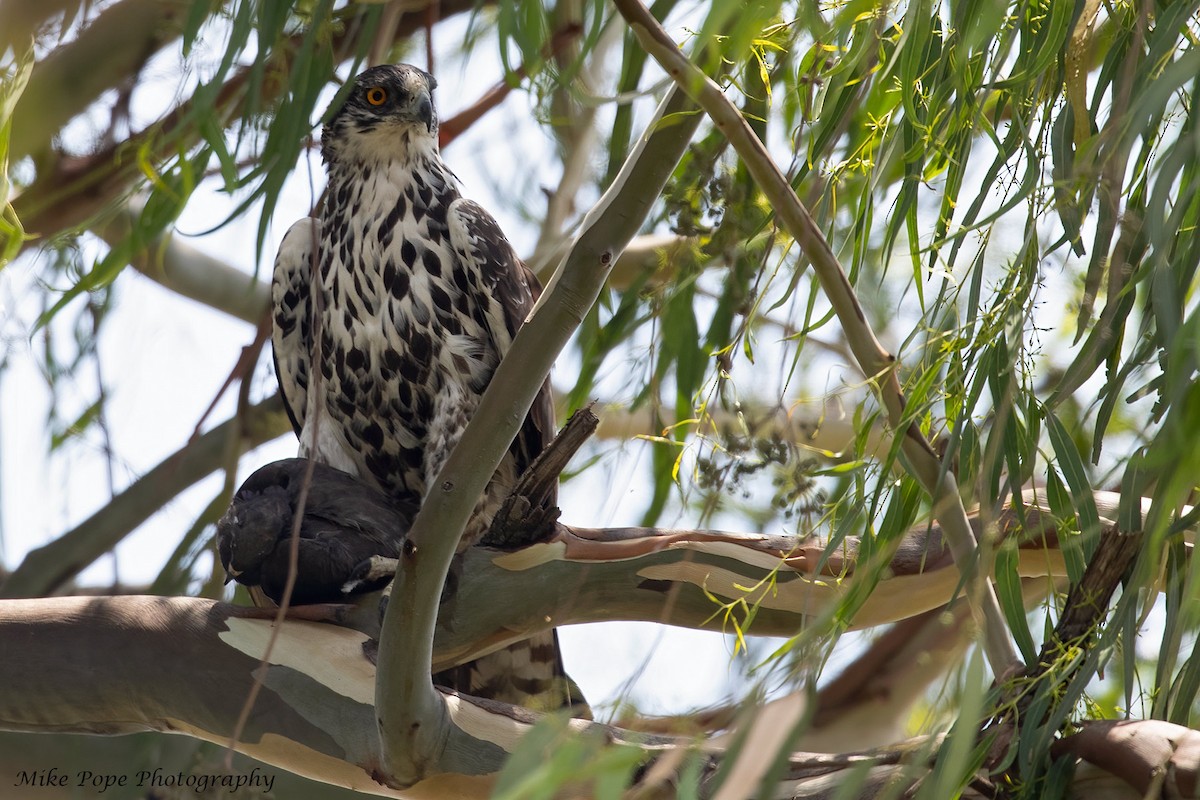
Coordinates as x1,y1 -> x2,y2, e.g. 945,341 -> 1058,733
1045,410 -> 1102,559
995,544 -> 1037,663
0,41 -> 34,267
49,399 -> 104,451
1045,466 -> 1085,586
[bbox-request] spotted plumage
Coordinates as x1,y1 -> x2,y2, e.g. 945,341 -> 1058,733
272,64 -> 581,713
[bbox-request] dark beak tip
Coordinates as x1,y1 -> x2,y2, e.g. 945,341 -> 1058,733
418,96 -> 434,133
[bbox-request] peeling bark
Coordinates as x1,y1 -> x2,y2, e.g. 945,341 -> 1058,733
0,483 -> 1194,797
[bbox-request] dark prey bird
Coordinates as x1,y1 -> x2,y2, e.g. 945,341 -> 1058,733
267,64 -> 582,713
218,458 -> 414,607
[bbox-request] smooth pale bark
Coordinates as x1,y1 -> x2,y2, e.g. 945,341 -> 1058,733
0,594 -> 1190,799
0,596 -> 491,799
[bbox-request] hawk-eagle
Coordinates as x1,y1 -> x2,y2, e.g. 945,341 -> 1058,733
269,63 -> 581,713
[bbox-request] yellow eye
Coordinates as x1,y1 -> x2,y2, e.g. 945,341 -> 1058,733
365,87 -> 387,106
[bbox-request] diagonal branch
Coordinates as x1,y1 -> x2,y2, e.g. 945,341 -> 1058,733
93,203 -> 271,324
610,0 -> 1021,676
984,525 -> 1144,773
0,396 -> 290,599
9,0 -> 189,162
373,84 -> 705,787
221,458 -> 1174,685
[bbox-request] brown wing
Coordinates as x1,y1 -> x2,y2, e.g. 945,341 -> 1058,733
441,201 -> 586,716
447,199 -> 556,506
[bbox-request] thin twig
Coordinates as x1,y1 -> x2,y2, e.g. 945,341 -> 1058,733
189,312 -> 273,446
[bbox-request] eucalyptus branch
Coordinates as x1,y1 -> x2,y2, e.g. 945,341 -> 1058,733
0,512 -> 1187,799
223,459 -> 1166,693
10,0 -> 188,162
611,0 -> 1021,675
98,222 -> 702,329
92,211 -> 695,328
591,396 -> 888,460
433,491 -> 1107,666
0,396 -> 289,599
93,203 -> 270,324
372,84 -> 704,787
0,595 -> 976,798
805,578 -> 1055,754
5,476 -> 1191,794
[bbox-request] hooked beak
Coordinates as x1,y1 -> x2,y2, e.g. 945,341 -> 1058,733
415,91 -> 434,133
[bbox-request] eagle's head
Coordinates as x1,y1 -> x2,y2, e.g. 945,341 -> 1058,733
321,64 -> 439,164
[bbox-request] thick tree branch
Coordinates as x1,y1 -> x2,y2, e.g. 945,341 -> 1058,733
0,530 -> 1190,800
9,0 -> 188,162
0,596 -> 939,797
1052,720 -> 1200,798
374,83 -> 705,787
611,0 -> 1021,675
220,460 -> 1170,678
5,462 -> 1192,797
94,203 -> 271,324
212,460 -> 1192,789
438,496 -> 1083,663
0,596 -> 496,797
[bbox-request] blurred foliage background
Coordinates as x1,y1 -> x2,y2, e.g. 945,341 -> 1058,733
1,0 -> 1199,796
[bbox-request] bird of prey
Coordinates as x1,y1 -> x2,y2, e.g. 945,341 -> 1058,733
269,63 -> 582,713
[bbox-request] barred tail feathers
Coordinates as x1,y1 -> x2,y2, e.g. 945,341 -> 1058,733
434,630 -> 590,718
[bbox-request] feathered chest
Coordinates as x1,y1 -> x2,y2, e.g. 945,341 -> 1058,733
309,159 -> 506,496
